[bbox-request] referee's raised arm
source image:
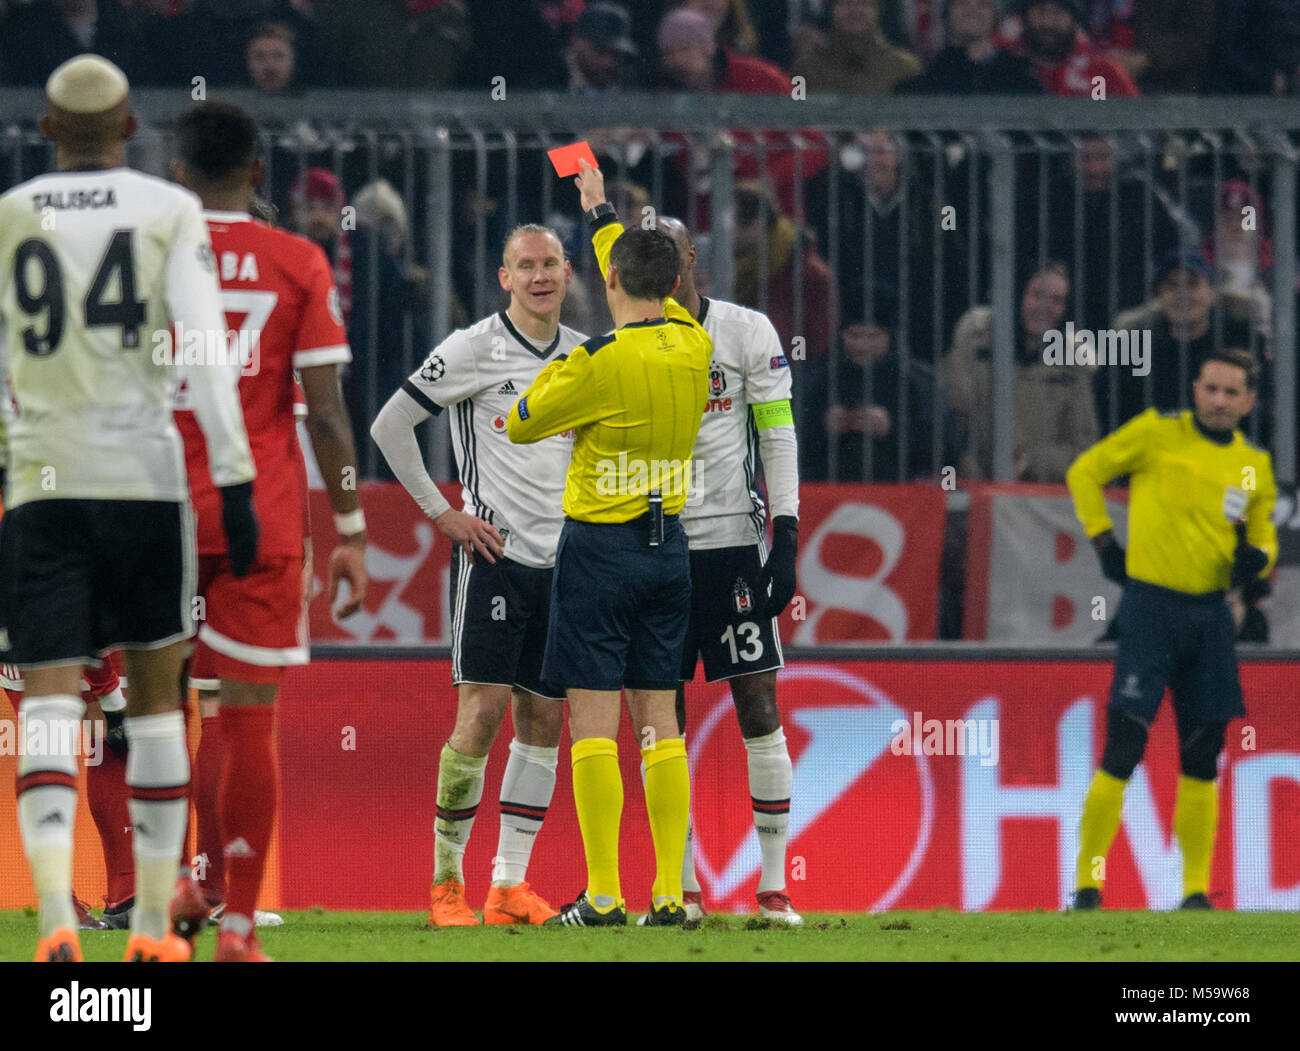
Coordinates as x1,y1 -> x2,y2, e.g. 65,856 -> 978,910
520,158 -> 712,928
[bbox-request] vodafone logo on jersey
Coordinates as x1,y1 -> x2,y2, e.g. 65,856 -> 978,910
687,665 -> 932,912
491,414 -> 507,434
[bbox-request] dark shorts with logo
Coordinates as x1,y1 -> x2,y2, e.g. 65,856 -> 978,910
0,498 -> 194,668
680,543 -> 784,683
1109,579 -> 1245,726
543,514 -> 691,692
449,549 -> 563,700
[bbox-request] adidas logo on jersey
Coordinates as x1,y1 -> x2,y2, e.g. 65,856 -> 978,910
497,380 -> 518,396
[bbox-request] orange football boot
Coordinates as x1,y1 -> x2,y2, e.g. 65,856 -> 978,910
428,878 -> 480,926
123,931 -> 193,962
170,875 -> 210,945
213,930 -> 273,962
484,882 -> 559,925
34,927 -> 82,962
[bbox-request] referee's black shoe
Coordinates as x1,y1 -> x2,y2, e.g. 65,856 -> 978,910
1071,887 -> 1102,911
1180,892 -> 1213,910
544,891 -> 627,927
637,901 -> 689,927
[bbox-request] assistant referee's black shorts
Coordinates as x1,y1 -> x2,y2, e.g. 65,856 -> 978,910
0,498 -> 196,668
1108,579 -> 1245,726
542,513 -> 691,692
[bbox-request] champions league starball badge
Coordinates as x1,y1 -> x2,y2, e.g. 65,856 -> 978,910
420,355 -> 446,383
733,577 -> 754,615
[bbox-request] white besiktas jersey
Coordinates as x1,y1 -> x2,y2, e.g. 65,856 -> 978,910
682,296 -> 793,549
0,167 -> 252,507
401,311 -> 582,569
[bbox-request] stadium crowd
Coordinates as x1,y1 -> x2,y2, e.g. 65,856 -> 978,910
1,0 -> 1297,97
1,0 -> 1290,489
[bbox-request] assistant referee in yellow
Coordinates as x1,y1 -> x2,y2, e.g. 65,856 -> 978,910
1066,348 -> 1276,911
507,159 -> 711,927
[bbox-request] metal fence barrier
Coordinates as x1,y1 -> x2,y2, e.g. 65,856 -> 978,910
1,91 -> 1296,486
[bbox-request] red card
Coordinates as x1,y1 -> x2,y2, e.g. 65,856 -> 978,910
547,140 -> 599,178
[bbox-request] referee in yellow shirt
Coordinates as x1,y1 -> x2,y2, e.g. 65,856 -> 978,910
507,159 -> 711,926
1066,348 -> 1276,911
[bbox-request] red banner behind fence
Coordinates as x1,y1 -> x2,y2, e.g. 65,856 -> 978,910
306,483 -> 947,645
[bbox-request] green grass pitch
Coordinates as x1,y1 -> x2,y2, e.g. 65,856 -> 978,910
4,909 -> 1299,962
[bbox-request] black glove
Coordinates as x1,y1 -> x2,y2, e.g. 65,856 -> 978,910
1231,520 -> 1268,590
1093,530 -> 1127,585
103,707 -> 128,760
219,481 -> 260,579
757,516 -> 798,618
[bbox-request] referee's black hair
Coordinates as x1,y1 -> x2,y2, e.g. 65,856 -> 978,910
175,101 -> 259,184
609,227 -> 679,301
1199,347 -> 1260,391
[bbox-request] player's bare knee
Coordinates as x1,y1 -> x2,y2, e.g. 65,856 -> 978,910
731,671 -> 780,740
674,684 -> 687,736
450,684 -> 509,755
22,664 -> 83,700
625,687 -> 678,742
219,679 -> 277,707
512,690 -> 564,748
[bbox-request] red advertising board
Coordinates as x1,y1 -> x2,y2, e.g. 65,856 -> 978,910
3,659 -> 1296,912
270,658 -> 1299,913
306,483 -> 946,645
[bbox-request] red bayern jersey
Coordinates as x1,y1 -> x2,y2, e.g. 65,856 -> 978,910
176,212 -> 350,557
994,19 -> 1139,97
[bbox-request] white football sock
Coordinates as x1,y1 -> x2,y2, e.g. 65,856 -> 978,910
16,694 -> 84,938
126,710 -> 191,940
97,685 -> 127,713
745,727 -> 793,894
433,744 -> 487,884
493,739 -> 557,886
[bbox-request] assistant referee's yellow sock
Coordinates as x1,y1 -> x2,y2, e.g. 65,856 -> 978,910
1075,769 -> 1127,891
571,737 -> 623,909
1174,774 -> 1218,899
642,737 -> 690,906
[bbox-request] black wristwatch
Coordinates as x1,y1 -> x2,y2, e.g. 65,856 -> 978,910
585,202 -> 618,229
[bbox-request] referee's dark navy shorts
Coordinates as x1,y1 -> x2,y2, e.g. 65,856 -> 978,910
1109,579 -> 1245,726
542,512 -> 691,692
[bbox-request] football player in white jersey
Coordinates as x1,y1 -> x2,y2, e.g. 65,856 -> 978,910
371,225 -> 584,926
0,56 -> 256,962
657,217 -> 804,925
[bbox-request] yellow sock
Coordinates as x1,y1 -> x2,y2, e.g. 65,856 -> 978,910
571,737 -> 623,909
1174,774 -> 1218,898
1075,769 -> 1126,891
642,737 -> 690,906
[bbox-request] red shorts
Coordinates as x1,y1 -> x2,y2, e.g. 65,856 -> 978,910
192,554 -> 307,687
